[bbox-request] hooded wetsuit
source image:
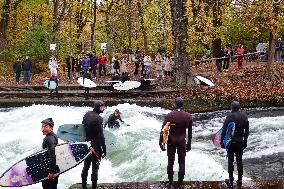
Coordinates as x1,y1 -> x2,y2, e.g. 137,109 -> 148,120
81,101 -> 106,188
221,101 -> 249,187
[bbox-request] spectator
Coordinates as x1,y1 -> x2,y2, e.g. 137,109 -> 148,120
143,54 -> 152,79
75,55 -> 82,79
48,57 -> 58,77
13,58 -> 21,84
223,48 -> 230,71
98,53 -> 107,77
82,54 -> 90,73
163,54 -> 172,79
66,55 -> 74,80
236,44 -> 245,69
90,52 -> 98,79
275,38 -> 283,63
155,52 -> 163,81
22,56 -> 32,84
120,54 -> 128,75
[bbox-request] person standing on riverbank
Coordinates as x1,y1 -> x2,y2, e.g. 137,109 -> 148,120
81,100 -> 106,189
159,97 -> 193,189
221,101 -> 249,189
22,56 -> 32,84
13,58 -> 21,84
41,118 -> 59,189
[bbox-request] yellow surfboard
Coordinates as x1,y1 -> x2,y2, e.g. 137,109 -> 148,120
161,122 -> 174,150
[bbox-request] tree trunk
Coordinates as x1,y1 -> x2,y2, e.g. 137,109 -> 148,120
0,0 -> 11,39
267,31 -> 276,78
170,0 -> 193,86
125,0 -> 132,49
211,0 -> 222,60
137,1 -> 148,53
90,0 -> 97,52
105,13 -> 112,63
52,0 -> 67,41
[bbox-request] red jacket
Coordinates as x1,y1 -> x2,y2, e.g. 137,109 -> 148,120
98,55 -> 107,65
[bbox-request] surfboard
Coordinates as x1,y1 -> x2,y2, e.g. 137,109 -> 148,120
77,77 -> 97,88
0,142 -> 91,187
212,122 -> 235,149
113,81 -> 141,91
161,122 -> 173,150
212,128 -> 222,148
56,124 -> 117,154
43,80 -> 57,90
196,75 -> 214,87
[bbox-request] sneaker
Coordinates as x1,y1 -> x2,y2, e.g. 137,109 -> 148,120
225,179 -> 233,189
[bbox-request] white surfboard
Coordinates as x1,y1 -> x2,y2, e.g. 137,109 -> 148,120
196,75 -> 214,87
77,77 -> 97,88
113,81 -> 141,91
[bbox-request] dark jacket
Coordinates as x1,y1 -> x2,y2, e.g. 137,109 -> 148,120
104,114 -> 123,128
42,131 -> 59,174
22,59 -> 32,71
161,109 -> 193,145
82,109 -> 106,157
221,110 -> 249,144
13,61 -> 21,72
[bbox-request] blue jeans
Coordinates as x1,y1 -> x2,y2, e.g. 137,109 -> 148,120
23,70 -> 31,83
15,71 -> 21,83
275,51 -> 282,63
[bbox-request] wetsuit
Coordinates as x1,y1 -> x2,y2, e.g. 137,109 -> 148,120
104,114 -> 124,128
82,72 -> 91,99
42,131 -> 59,189
81,103 -> 106,189
221,108 -> 249,187
49,76 -> 58,99
160,108 -> 193,184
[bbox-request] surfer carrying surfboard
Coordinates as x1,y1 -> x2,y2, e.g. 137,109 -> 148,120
159,97 -> 193,189
41,118 -> 59,189
81,100 -> 107,189
221,101 -> 249,189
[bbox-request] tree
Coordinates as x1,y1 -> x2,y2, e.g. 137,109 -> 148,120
170,0 -> 194,85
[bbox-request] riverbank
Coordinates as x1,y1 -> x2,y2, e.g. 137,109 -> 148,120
68,180 -> 284,189
0,62 -> 284,112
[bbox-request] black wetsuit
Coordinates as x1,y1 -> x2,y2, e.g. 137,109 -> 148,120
49,76 -> 58,99
160,108 -> 193,183
42,131 -> 59,189
221,110 -> 249,184
82,72 -> 91,99
104,114 -> 124,128
81,106 -> 106,189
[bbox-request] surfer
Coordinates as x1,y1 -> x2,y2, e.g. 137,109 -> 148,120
81,100 -> 107,189
41,118 -> 59,189
49,73 -> 59,99
82,69 -> 92,100
221,101 -> 249,189
159,97 -> 193,189
104,109 -> 129,128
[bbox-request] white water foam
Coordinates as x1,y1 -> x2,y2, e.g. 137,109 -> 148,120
0,104 -> 283,188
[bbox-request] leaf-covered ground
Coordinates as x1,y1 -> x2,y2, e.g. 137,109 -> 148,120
1,60 -> 284,107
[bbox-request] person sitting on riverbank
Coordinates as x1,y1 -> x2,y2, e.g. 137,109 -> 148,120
221,101 -> 249,189
104,109 -> 129,128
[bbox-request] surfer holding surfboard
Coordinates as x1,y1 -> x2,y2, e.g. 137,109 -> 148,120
221,101 -> 249,189
159,97 -> 193,189
41,118 -> 60,189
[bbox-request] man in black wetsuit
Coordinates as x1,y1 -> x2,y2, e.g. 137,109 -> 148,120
159,97 -> 193,189
104,109 -> 128,128
81,100 -> 106,189
221,101 -> 249,189
41,118 -> 59,189
82,69 -> 92,100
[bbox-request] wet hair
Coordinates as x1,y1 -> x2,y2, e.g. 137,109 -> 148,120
93,100 -> 105,113
41,118 -> 54,127
175,97 -> 183,109
231,101 -> 240,112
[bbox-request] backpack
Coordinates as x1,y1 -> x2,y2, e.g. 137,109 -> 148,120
222,122 -> 236,149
